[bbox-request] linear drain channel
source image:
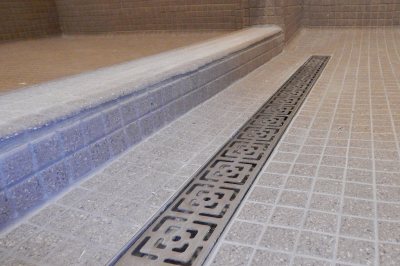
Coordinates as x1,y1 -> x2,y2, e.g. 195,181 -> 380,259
110,56 -> 330,266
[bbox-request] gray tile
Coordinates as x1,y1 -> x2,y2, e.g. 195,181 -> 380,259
66,148 -> 93,180
270,207 -> 304,228
321,156 -> 346,168
336,237 -> 375,265
272,152 -> 297,163
342,198 -> 375,218
47,209 -> 89,234
210,243 -> 253,266
285,176 -> 313,191
80,172 -> 110,190
40,161 -> 70,196
73,192 -> 113,213
295,154 -> 321,165
81,114 -> 106,144
0,191 -> 13,227
348,158 -> 373,170
89,138 -> 111,168
378,221 -> 400,243
146,189 -> 174,207
377,186 -> 400,202
314,179 -> 343,195
376,172 -> 400,187
296,231 -> 335,259
43,239 -> 114,266
304,211 -> 338,234
344,182 -> 374,200
375,160 -> 400,172
264,162 -> 292,175
29,204 -> 67,226
309,193 -> 341,213
0,256 -> 36,266
292,256 -> 331,266
346,169 -> 373,184
317,166 -> 345,180
379,243 -> 400,266
301,145 -> 324,155
102,106 -> 123,134
260,226 -> 298,252
278,190 -> 308,208
225,221 -> 263,245
248,186 -> 279,204
377,202 -> 400,221
120,98 -> 139,125
340,216 -> 375,240
124,121 -> 143,146
103,199 -> 157,225
58,122 -> 84,155
15,230 -> 64,262
251,249 -> 290,266
0,223 -> 39,249
238,202 -> 272,223
9,175 -> 43,214
32,133 -> 62,169
1,145 -> 34,186
57,187 -> 90,206
291,164 -> 317,177
256,173 -> 286,188
107,129 -> 128,156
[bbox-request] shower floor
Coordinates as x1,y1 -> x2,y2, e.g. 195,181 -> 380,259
2,27 -> 400,266
0,32 -> 226,94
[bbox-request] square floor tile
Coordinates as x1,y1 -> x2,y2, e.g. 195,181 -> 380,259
210,243 -> 253,266
270,207 -> 305,228
296,231 -> 335,259
336,237 -> 375,265
225,221 -> 263,245
340,216 -> 375,240
278,190 -> 309,208
309,193 -> 341,213
285,176 -> 313,191
251,249 -> 290,266
378,221 -> 400,243
304,211 -> 338,234
259,226 -> 299,252
248,186 -> 279,204
238,202 -> 272,223
342,198 -> 375,218
379,243 -> 400,266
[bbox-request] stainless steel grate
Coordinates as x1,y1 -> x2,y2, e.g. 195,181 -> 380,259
110,56 -> 330,266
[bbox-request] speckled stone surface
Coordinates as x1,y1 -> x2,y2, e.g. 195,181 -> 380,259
0,25 -> 284,228
208,27 -> 400,266
1,27 -> 400,266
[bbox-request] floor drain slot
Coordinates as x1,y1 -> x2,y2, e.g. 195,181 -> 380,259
110,56 -> 330,266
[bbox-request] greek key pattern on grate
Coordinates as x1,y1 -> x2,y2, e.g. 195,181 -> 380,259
111,56 -> 330,266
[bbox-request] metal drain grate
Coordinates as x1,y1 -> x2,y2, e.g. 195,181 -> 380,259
110,56 -> 330,266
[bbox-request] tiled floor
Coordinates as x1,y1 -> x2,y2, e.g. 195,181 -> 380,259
1,27 -> 400,266
0,32 -> 225,93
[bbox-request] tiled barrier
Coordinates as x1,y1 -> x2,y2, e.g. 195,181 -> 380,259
0,25 -> 284,229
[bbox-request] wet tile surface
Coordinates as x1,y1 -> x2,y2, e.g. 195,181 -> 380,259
2,27 -> 400,265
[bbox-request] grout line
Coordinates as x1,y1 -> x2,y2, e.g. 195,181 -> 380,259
367,28 -> 380,266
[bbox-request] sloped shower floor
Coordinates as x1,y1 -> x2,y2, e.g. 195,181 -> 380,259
1,27 -> 400,266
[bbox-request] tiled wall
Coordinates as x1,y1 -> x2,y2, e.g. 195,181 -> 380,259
283,0 -> 303,41
55,0 -> 245,33
0,0 -> 60,41
245,0 -> 303,41
304,0 -> 400,27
